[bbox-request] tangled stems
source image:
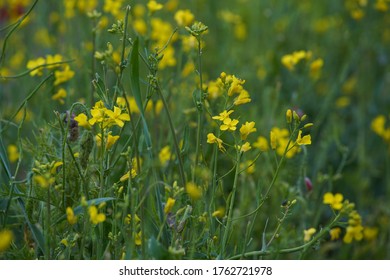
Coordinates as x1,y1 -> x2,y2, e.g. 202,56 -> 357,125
229,212 -> 342,259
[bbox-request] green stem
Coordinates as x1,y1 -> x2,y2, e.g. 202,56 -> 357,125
229,212 -> 342,259
221,150 -> 241,258
45,187 -> 51,259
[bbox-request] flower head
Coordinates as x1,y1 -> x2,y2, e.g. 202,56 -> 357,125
174,9 -> 195,27
303,227 -> 316,242
323,192 -> 344,210
296,130 -> 311,145
330,227 -> 341,241
88,205 -> 106,225
164,197 -> 176,214
74,113 -> 92,129
106,106 -> 130,127
54,65 -> 75,86
0,229 -> 13,252
147,0 -> 163,13
220,118 -> 239,131
186,182 -> 202,200
212,110 -> 234,122
240,121 -> 256,140
7,144 -> 19,163
66,207 -> 77,225
207,133 -> 225,151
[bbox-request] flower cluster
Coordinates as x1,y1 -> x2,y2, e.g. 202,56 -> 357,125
32,160 -> 63,188
281,50 -> 324,79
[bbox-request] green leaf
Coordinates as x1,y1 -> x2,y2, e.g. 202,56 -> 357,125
130,37 -> 152,149
147,237 -> 169,259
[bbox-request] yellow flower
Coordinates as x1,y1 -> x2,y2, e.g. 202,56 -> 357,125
120,168 -> 137,182
253,136 -> 269,151
240,121 -> 256,140
50,161 -> 63,175
159,145 -> 171,166
212,207 -> 225,218
88,205 -> 106,225
164,197 -> 176,214
103,0 -> 124,17
374,0 -> 389,12
174,9 -> 195,26
237,142 -> 251,153
330,227 -> 341,240
27,57 -> 46,76
34,174 -> 55,188
52,88 -> 67,104
207,133 -> 225,151
343,225 -> 364,243
371,115 -> 386,136
0,229 -> 13,252
45,54 -> 63,69
147,0 -> 163,13
7,144 -> 19,163
135,231 -> 142,246
363,227 -> 379,241
133,18 -> 147,35
234,89 -> 251,105
74,113 -> 92,129
89,101 -> 108,125
220,118 -> 239,131
66,207 -> 77,225
286,109 -> 292,123
186,182 -> 202,200
323,192 -> 344,210
106,106 -> 130,127
228,75 -> 245,96
54,65 -> 75,86
106,134 -> 120,149
303,228 -> 316,242
296,130 -> 312,146
212,110 -> 234,122
310,58 -> 324,79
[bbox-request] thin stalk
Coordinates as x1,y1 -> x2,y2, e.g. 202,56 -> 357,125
156,84 -> 186,187
193,38 -> 204,182
45,187 -> 51,259
221,150 -> 241,258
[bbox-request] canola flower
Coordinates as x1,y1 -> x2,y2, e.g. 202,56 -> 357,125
88,205 -> 106,225
0,229 -> 13,252
7,144 -> 19,163
303,228 -> 316,242
164,197 -> 176,214
186,182 -> 202,200
323,192 -> 344,210
66,207 -> 77,225
207,133 -> 225,152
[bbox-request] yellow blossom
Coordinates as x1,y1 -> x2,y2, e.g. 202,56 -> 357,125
106,106 -> 130,127
363,227 -> 379,241
89,101 -> 108,126
212,110 -> 234,122
164,197 -> 176,214
234,89 -> 251,105
135,231 -> 142,246
174,9 -> 195,27
147,0 -> 163,13
52,88 -> 67,104
270,131 -> 277,150
95,132 -> 119,149
133,19 -> 147,35
66,207 -> 77,225
54,65 -> 75,86
27,57 -> 46,76
228,75 -> 245,96
330,227 -> 341,240
220,118 -> 239,131
343,225 -> 364,243
212,207 -> 225,218
303,228 -> 316,242
237,142 -> 252,153
159,145 -> 171,166
120,168 -> 137,182
186,182 -> 202,200
371,115 -> 386,136
310,58 -> 324,79
286,109 -> 292,123
7,144 -> 19,163
125,214 -> 141,224
45,54 -> 63,69
74,113 -> 92,129
253,136 -> 269,151
0,229 -> 13,252
323,192 -> 344,210
104,0 -> 124,17
34,174 -> 55,188
88,205 -> 106,225
374,0 -> 389,12
296,130 -> 312,146
50,161 -> 63,175
207,133 -> 225,151
240,121 -> 257,140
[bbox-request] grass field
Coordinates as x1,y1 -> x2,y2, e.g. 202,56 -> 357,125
1,0 -> 390,260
